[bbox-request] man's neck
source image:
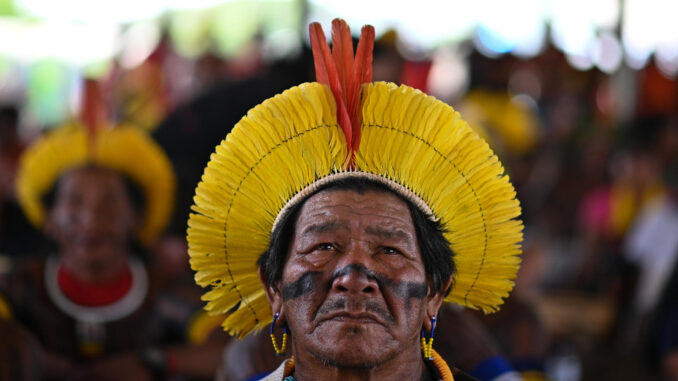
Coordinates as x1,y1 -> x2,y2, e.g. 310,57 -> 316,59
60,250 -> 130,284
292,345 -> 434,381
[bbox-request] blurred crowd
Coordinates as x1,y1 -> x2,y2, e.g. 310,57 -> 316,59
1,24 -> 677,381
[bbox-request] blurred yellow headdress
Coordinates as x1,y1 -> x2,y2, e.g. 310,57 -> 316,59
16,81 -> 175,245
188,19 -> 523,338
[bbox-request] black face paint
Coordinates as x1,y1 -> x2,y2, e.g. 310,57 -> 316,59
282,264 -> 428,302
282,271 -> 321,300
332,264 -> 428,300
394,280 -> 428,300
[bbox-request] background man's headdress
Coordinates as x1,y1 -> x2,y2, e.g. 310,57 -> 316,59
16,80 -> 175,245
188,19 -> 523,338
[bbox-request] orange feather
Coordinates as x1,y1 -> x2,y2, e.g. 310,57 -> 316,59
309,19 -> 375,168
331,19 -> 355,106
309,21 -> 352,164
81,79 -> 108,158
351,25 -> 375,154
309,23 -> 330,85
354,25 -> 375,86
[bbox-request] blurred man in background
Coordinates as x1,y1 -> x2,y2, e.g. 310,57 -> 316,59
0,112 -> 226,380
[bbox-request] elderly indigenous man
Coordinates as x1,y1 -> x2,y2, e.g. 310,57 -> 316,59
0,111 -> 225,380
187,20 -> 523,381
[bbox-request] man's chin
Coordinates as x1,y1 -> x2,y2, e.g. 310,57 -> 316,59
70,247 -> 124,277
308,323 -> 398,369
73,244 -> 118,262
311,347 -> 390,370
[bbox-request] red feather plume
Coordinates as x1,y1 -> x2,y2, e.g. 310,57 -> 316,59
81,79 -> 108,158
309,19 -> 374,169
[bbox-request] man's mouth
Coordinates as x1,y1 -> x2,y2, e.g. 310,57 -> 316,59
320,311 -> 384,325
77,236 -> 107,247
315,296 -> 396,326
72,234 -> 121,252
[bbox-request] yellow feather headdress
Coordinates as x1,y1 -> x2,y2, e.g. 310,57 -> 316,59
16,123 -> 175,245
187,20 -> 523,338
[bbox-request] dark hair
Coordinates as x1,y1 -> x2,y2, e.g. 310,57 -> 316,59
257,177 -> 455,295
0,106 -> 18,126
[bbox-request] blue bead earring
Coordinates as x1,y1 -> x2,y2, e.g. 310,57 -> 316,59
270,312 -> 288,356
420,315 -> 436,360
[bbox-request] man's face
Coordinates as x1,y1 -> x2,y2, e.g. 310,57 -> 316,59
268,189 -> 442,368
46,167 -> 138,277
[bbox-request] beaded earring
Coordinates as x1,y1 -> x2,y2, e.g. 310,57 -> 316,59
270,312 -> 288,356
420,315 -> 436,360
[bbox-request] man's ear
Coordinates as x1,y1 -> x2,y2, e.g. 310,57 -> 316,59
258,267 -> 283,317
423,276 -> 453,331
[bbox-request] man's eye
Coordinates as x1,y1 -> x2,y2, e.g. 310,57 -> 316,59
314,243 -> 335,251
381,247 -> 401,255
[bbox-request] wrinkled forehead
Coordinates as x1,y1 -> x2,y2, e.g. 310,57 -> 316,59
50,165 -> 143,212
293,188 -> 418,242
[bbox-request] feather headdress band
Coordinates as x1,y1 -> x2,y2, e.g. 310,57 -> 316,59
187,19 -> 523,338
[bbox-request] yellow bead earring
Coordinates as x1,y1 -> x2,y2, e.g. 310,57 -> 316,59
270,312 -> 288,356
420,315 -> 436,360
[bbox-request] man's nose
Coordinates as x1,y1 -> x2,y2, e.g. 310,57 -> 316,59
331,245 -> 379,295
77,202 -> 107,230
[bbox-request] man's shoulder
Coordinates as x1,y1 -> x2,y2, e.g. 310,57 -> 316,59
0,255 -> 46,319
0,256 -> 45,292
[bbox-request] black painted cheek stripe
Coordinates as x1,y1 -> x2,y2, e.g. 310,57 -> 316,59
281,264 -> 428,301
333,264 -> 428,300
282,271 -> 321,300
